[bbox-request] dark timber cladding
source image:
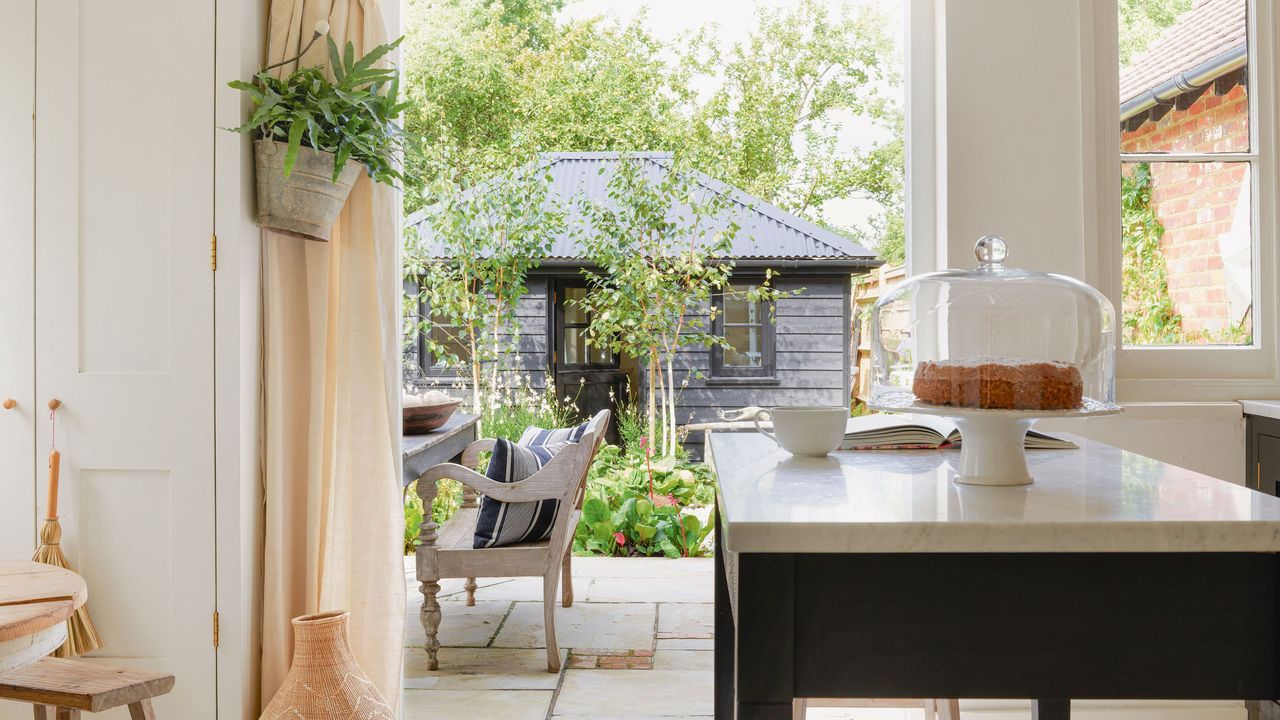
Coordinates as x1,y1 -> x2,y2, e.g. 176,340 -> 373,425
405,152 -> 882,429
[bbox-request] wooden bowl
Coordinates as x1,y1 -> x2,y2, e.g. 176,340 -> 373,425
403,398 -> 462,434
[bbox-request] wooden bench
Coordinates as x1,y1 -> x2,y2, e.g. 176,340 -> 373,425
0,657 -> 174,719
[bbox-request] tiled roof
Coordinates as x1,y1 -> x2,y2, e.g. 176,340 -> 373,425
1119,0 -> 1246,104
407,152 -> 879,265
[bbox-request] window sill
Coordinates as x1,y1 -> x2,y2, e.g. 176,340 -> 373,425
702,376 -> 781,387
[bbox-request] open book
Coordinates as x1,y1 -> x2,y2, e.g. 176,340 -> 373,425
841,414 -> 1077,451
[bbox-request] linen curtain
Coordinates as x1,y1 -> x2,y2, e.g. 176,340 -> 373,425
260,0 -> 405,712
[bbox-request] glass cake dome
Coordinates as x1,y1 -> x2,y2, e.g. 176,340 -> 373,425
868,236 -> 1120,486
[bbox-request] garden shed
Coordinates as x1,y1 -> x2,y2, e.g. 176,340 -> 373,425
406,152 -> 881,448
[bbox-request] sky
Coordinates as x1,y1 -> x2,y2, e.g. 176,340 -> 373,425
558,0 -> 907,231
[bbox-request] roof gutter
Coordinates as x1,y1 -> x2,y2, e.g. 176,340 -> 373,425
1120,43 -> 1247,122
426,256 -> 885,271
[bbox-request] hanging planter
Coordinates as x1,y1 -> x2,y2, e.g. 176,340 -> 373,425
228,29 -> 409,242
255,140 -> 361,241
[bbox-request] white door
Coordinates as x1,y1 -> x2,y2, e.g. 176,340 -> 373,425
26,1 -> 217,718
0,0 -> 36,558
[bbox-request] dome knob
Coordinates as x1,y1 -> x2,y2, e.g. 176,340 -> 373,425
975,235 -> 1008,266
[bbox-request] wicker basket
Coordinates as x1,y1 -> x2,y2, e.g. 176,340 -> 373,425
259,611 -> 394,720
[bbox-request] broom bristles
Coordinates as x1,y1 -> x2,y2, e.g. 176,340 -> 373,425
32,518 -> 103,657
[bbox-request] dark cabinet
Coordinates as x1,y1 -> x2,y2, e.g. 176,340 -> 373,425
1246,414 -> 1280,494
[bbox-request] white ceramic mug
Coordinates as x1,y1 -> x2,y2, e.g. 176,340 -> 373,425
753,406 -> 848,456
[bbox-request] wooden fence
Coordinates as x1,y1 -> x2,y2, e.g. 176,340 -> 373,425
851,264 -> 907,405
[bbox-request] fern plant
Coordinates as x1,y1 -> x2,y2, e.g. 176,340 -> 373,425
229,36 -> 410,186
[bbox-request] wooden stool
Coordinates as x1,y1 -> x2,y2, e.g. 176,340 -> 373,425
795,697 -> 961,719
0,657 -> 174,719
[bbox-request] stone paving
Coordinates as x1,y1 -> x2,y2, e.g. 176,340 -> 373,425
401,556 -> 1247,720
403,555 -> 714,720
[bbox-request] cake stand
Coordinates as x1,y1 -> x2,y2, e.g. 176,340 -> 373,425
869,392 -> 1122,486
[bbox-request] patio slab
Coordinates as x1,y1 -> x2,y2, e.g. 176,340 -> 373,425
551,669 -> 714,718
404,647 -> 564,690
652,649 -> 713,671
584,574 -> 713,603
656,602 -> 713,638
492,600 -> 657,650
404,600 -> 510,648
403,688 -> 553,720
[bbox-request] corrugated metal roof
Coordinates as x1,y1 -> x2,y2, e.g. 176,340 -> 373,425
407,152 -> 879,264
1119,0 -> 1246,105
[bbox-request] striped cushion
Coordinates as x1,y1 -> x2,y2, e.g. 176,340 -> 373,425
472,439 -> 570,548
518,420 -> 590,447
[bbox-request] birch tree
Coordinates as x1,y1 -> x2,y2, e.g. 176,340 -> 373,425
573,156 -> 785,458
406,159 -> 564,430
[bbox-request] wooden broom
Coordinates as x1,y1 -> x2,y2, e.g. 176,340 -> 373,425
32,410 -> 103,657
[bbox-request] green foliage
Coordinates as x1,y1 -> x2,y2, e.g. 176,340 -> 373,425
480,381 -> 578,442
405,161 -> 566,421
404,478 -> 463,554
400,0 -> 902,258
572,155 -> 790,457
678,0 -> 901,235
1118,0 -> 1191,65
574,444 -> 716,558
228,36 -> 410,186
1121,163 -> 1184,344
1121,164 -> 1253,345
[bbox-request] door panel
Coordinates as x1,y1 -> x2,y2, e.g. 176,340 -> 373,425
25,1 -> 217,719
0,0 -> 36,559
553,281 -> 625,440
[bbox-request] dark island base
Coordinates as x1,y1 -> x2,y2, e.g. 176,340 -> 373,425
714,508 -> 1280,720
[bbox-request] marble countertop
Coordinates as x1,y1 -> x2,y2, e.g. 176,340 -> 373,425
708,432 -> 1280,554
1242,400 -> 1280,420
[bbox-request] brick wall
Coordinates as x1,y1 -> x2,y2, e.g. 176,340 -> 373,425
1120,79 -> 1250,336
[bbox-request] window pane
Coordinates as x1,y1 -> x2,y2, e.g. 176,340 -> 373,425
724,325 -> 764,367
1121,161 -> 1252,346
724,294 -> 759,325
563,287 -> 589,324
1119,0 -> 1248,153
564,327 -> 587,365
430,323 -> 470,364
590,344 -> 614,365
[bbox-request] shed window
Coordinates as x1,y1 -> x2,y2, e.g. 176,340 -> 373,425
406,281 -> 471,371
712,282 -> 775,378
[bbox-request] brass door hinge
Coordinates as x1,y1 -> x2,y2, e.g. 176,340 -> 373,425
210,234 -> 218,271
213,611 -> 220,648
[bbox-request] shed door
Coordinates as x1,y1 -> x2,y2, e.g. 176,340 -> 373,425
553,282 -> 625,439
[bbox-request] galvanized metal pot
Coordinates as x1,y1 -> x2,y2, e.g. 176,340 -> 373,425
255,139 -> 362,242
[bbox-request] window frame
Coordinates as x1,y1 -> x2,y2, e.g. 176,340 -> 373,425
406,278 -> 470,376
710,280 -> 777,380
1083,0 -> 1280,399
554,282 -> 619,371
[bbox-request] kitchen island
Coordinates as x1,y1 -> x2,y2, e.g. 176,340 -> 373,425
708,432 -> 1280,720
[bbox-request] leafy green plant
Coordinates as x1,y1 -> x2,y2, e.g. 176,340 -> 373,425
1121,162 -> 1184,344
574,155 -> 791,457
228,35 -> 410,185
405,161 -> 565,430
403,478 -> 463,554
573,442 -> 716,558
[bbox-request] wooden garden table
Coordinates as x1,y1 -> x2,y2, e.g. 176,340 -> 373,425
0,562 -> 86,673
402,413 -> 481,488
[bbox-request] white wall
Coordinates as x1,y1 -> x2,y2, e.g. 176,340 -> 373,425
214,0 -> 265,716
931,0 -> 1246,483
939,0 -> 1087,276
